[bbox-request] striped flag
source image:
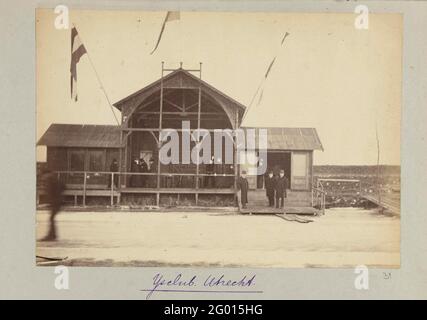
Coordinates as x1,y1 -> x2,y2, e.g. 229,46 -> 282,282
150,11 -> 180,55
70,26 -> 87,101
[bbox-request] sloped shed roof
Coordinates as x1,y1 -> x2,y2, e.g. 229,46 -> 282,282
37,124 -> 123,148
38,124 -> 322,151
246,127 -> 323,151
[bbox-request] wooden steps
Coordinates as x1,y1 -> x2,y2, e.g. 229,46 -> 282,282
246,190 -> 313,207
240,190 -> 318,215
361,194 -> 400,215
240,206 -> 318,215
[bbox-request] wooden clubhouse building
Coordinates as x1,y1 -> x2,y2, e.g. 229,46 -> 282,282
37,65 -> 324,214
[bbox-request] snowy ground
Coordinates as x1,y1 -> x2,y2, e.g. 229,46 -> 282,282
36,208 -> 400,268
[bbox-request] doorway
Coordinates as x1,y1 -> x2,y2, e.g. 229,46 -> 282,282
259,151 -> 291,188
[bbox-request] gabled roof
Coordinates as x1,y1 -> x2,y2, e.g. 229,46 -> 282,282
246,127 -> 323,151
113,68 -> 246,113
37,124 -> 123,148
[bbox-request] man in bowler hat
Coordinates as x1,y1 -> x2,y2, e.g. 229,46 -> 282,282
237,170 -> 249,209
265,170 -> 275,207
275,169 -> 289,209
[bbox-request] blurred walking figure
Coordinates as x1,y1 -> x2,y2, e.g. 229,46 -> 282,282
237,170 -> 249,209
275,169 -> 289,209
265,170 -> 275,207
40,171 -> 64,241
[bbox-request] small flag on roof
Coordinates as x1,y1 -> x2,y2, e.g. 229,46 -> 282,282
150,11 -> 180,55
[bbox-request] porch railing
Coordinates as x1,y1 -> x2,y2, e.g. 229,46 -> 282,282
311,181 -> 326,215
38,170 -> 237,207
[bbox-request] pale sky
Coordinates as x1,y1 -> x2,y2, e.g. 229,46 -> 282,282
36,10 -> 402,165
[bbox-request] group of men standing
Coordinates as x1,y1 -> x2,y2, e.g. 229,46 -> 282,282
130,157 -> 156,188
237,169 -> 289,209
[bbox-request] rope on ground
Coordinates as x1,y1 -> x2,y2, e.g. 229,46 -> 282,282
36,255 -> 68,261
274,214 -> 314,223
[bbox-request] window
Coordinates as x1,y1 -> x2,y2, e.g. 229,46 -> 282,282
291,152 -> 309,190
88,150 -> 105,172
69,150 -> 85,171
293,153 -> 307,176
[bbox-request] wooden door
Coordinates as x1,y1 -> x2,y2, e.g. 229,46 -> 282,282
87,150 -> 106,185
68,149 -> 85,185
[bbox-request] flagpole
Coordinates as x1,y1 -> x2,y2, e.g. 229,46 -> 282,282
242,78 -> 264,123
72,23 -> 120,126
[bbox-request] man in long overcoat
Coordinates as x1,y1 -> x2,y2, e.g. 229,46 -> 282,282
264,170 -> 275,207
237,170 -> 249,209
107,158 -> 119,189
274,169 -> 289,209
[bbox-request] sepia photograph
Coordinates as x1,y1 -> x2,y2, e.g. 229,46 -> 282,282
35,9 -> 401,268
